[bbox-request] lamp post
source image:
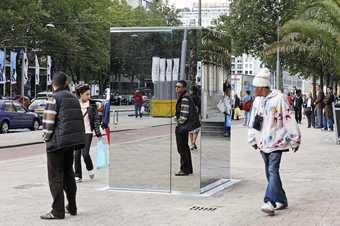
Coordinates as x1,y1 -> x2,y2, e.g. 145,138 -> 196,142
198,0 -> 202,26
276,0 -> 281,90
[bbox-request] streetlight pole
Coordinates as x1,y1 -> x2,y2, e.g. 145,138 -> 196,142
276,0 -> 281,91
198,0 -> 202,26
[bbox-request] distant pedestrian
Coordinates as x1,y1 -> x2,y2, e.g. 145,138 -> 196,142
304,93 -> 314,128
223,85 -> 232,137
189,86 -> 201,151
287,93 -> 294,108
323,87 -> 335,131
242,90 -> 253,126
248,69 -> 301,216
175,80 -> 196,176
233,94 -> 241,120
74,84 -> 102,183
293,90 -> 303,124
41,72 -> 85,220
314,85 -> 324,128
133,89 -> 144,118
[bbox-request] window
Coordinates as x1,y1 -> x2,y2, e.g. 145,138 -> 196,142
13,102 -> 26,113
237,64 -> 242,69
245,71 -> 249,75
249,71 -> 253,75
4,102 -> 15,112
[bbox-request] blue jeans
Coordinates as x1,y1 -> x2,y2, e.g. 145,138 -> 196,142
324,114 -> 334,130
315,108 -> 323,128
135,104 -> 142,118
261,151 -> 288,205
244,111 -> 251,126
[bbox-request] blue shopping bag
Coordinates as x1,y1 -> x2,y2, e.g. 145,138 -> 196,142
225,114 -> 232,128
96,137 -> 108,169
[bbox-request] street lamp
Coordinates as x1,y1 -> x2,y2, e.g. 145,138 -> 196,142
276,0 -> 281,91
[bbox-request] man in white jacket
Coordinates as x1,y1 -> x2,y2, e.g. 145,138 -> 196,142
248,69 -> 301,216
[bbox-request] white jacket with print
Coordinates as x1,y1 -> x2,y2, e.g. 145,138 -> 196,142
248,90 -> 301,153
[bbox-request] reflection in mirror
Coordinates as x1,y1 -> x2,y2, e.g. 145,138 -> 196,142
200,29 -> 231,192
108,29 -> 173,192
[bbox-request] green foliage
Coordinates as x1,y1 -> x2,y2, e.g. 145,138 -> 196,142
0,0 -> 181,84
266,0 -> 340,84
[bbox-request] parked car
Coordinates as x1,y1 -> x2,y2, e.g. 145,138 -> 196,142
28,99 -> 48,120
0,100 -> 41,133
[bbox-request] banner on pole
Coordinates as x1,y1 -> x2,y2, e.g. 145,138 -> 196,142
23,52 -> 29,85
151,57 -> 160,83
166,59 -> 173,82
0,50 -> 5,84
159,58 -> 166,82
47,55 -> 52,86
172,58 -> 180,81
10,51 -> 17,85
35,55 -> 40,85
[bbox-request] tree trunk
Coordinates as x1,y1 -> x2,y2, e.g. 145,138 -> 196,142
312,74 -> 316,97
320,66 -> 324,90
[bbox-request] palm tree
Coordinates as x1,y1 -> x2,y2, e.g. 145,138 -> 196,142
266,0 -> 340,88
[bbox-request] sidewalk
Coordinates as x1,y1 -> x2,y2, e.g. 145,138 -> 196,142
1,122 -> 340,225
0,116 -> 171,148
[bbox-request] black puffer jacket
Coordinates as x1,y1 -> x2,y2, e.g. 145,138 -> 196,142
46,90 -> 85,152
87,100 -> 102,137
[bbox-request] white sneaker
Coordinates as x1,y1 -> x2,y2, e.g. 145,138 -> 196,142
75,177 -> 82,183
275,202 -> 288,210
88,170 -> 95,180
261,202 -> 275,216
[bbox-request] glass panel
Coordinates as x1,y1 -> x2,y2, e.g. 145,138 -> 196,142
200,29 -> 231,192
170,29 -> 201,193
108,29 -> 173,192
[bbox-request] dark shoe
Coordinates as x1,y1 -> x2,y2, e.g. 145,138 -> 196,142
40,212 -> 64,220
175,171 -> 190,176
66,205 -> 77,216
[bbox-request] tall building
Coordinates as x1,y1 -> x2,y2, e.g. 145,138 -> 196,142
179,0 -> 231,27
127,0 -> 142,8
127,0 -> 159,8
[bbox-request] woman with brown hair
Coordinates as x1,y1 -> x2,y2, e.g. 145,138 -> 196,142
74,84 -> 102,183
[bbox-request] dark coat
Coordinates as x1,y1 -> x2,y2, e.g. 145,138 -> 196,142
87,100 -> 102,137
176,93 -> 200,132
323,93 -> 335,117
46,90 -> 85,152
315,91 -> 325,109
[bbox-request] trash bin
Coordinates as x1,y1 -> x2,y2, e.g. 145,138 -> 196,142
333,102 -> 340,144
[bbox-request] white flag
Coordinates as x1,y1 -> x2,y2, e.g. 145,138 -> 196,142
172,58 -> 180,81
166,59 -> 173,81
35,55 -> 40,85
151,57 -> 160,83
47,55 -> 52,86
23,52 -> 29,85
0,50 -> 5,84
159,58 -> 166,82
10,51 -> 17,85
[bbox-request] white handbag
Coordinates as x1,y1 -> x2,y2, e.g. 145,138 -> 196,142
217,100 -> 226,113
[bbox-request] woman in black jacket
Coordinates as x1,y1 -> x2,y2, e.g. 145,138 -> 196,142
74,84 -> 102,183
189,86 -> 201,151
